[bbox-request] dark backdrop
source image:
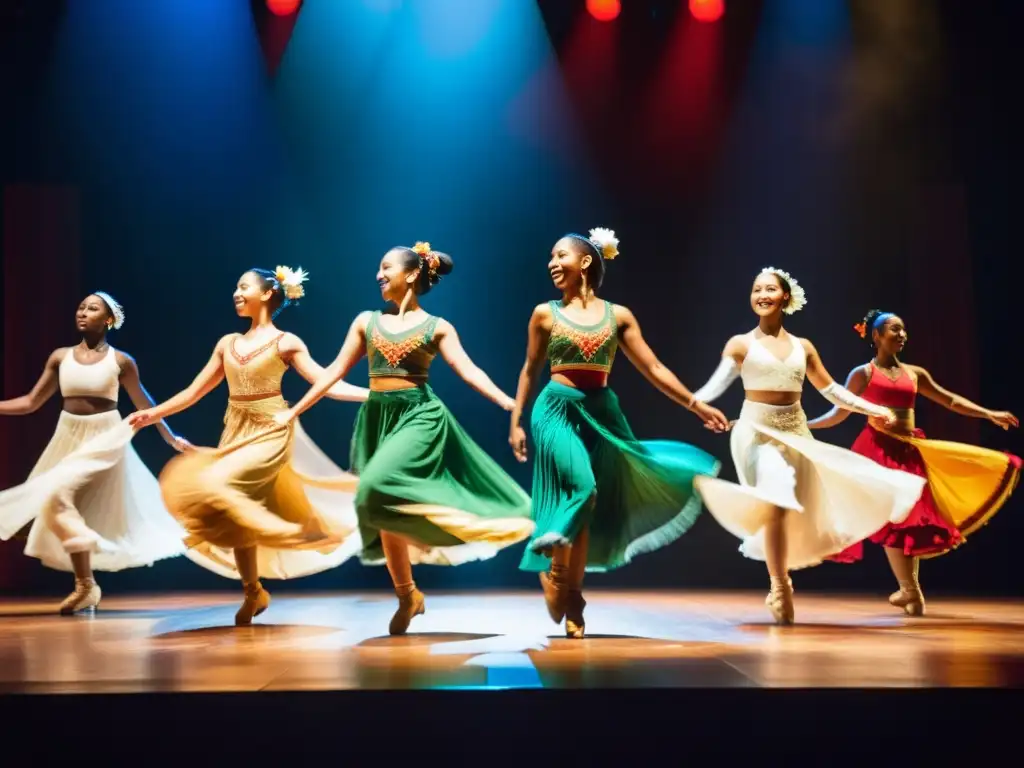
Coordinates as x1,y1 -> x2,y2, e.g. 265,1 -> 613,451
2,0 -> 1020,596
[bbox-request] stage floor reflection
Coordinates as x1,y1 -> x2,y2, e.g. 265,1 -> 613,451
1,590 -> 1022,691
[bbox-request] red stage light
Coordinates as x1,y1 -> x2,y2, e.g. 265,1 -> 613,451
689,0 -> 725,23
266,0 -> 301,16
586,0 -> 621,22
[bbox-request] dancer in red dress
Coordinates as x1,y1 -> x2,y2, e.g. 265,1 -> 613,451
808,309 -> 1019,615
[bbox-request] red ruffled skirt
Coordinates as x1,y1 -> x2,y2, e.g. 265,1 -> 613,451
829,426 -> 963,562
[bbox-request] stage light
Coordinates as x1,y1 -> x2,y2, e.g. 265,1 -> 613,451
586,0 -> 621,22
266,0 -> 301,16
689,0 -> 725,23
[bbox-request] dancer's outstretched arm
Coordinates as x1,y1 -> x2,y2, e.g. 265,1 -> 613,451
279,313 -> 370,424
280,333 -> 369,403
117,351 -> 190,450
436,320 -> 515,411
0,349 -> 62,416
911,366 -> 1018,429
615,305 -> 729,431
803,340 -> 895,425
807,365 -> 868,430
127,337 -> 229,428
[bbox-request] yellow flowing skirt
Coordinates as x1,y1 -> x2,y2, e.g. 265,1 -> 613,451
900,434 -> 1020,554
159,395 -> 362,580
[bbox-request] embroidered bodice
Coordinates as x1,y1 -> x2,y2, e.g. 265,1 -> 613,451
59,347 -> 120,400
547,300 -> 617,375
863,363 -> 917,410
366,311 -> 440,379
740,332 -> 805,392
224,332 -> 287,397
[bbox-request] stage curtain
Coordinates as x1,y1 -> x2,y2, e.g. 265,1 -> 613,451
1,185 -> 81,589
906,185 -> 980,445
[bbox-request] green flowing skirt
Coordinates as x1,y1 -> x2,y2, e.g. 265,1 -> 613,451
519,381 -> 721,573
351,384 -> 533,566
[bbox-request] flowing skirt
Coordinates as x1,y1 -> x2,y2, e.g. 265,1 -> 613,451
830,426 -> 1021,562
694,400 -> 927,570
0,410 -> 186,572
519,381 -> 721,573
350,385 -> 533,566
159,395 -> 362,580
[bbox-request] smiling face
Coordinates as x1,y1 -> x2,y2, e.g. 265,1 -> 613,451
750,272 -> 790,318
873,314 -> 908,356
376,248 -> 418,304
233,271 -> 275,318
548,237 -> 592,292
76,295 -> 113,334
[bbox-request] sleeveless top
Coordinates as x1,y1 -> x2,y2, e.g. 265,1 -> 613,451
740,332 -> 805,392
547,300 -> 618,375
366,311 -> 440,379
862,362 -> 917,409
225,332 -> 287,397
59,347 -> 120,400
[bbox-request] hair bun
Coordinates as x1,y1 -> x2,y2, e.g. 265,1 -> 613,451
430,252 -> 454,281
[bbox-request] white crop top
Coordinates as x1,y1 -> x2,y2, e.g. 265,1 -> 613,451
739,333 -> 805,392
59,347 -> 121,401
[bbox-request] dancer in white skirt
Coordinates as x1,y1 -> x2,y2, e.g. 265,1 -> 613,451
0,292 -> 191,614
690,268 -> 927,624
129,267 -> 369,625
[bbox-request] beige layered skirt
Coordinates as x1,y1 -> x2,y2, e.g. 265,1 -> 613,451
159,394 -> 362,580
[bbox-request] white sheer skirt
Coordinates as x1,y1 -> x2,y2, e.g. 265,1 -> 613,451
0,411 -> 186,572
694,400 -> 926,570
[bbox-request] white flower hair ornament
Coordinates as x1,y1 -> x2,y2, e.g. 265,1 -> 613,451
275,266 -> 309,301
588,227 -> 619,261
93,291 -> 125,330
759,267 -> 806,315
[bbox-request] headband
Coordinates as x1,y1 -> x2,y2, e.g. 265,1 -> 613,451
93,291 -> 125,330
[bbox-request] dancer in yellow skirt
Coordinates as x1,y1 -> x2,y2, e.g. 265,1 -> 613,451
809,309 -> 1019,615
129,267 -> 368,625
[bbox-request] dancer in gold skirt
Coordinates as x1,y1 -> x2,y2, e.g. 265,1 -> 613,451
809,309 -> 1019,615
129,267 -> 368,624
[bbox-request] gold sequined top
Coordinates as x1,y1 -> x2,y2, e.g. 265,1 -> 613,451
224,332 -> 287,398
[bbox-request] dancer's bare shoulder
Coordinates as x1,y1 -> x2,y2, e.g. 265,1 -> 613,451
48,347 -> 71,367
722,333 -> 751,362
350,310 -> 375,333
529,302 -> 554,331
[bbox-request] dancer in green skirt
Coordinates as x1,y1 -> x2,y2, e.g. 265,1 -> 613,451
278,242 -> 533,635
509,228 -> 729,638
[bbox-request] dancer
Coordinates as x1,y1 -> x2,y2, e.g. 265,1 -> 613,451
276,243 -> 533,635
689,268 -> 928,624
808,309 -> 1019,615
128,267 -> 368,625
509,229 -> 729,639
0,292 -> 190,614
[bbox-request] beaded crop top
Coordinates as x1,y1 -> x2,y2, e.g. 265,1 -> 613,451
225,332 -> 287,397
366,311 -> 440,379
740,332 -> 805,392
547,300 -> 618,375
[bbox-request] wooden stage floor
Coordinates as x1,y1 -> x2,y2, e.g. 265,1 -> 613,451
2,589 -> 1023,692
